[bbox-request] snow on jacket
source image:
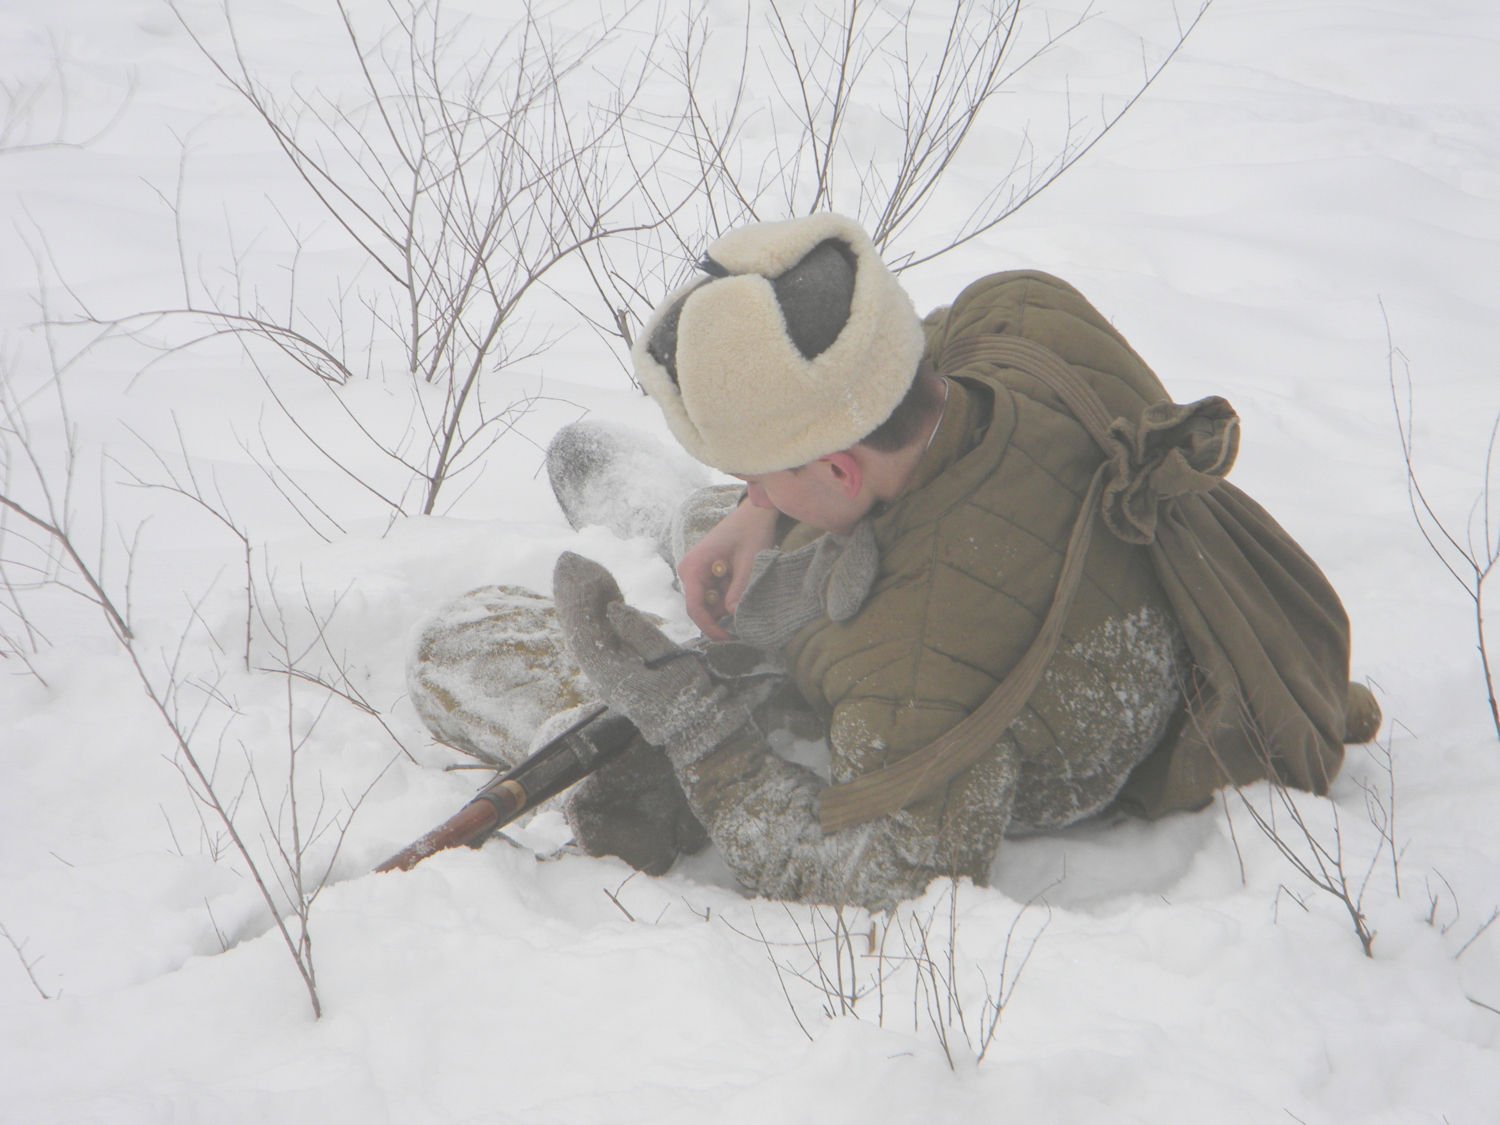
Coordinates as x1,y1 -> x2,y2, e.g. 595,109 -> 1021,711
676,271 -> 1194,908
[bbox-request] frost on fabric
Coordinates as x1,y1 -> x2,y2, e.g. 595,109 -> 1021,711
674,606 -> 1189,911
406,585 -> 592,768
765,727 -> 832,782
526,699 -> 608,755
1007,605 -> 1191,833
676,721 -> 1019,913
681,737 -> 939,912
546,420 -> 711,562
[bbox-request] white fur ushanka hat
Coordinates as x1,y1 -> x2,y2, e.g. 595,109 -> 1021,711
631,213 -> 927,475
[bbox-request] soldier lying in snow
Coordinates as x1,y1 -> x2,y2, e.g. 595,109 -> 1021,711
407,213 -> 1382,912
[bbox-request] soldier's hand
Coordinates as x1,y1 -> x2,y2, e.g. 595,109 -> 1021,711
554,551 -> 749,759
679,498 -> 779,640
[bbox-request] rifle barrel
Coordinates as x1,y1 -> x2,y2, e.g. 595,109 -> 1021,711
375,707 -> 638,874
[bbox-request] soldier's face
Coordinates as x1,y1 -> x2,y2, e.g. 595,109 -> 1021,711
734,456 -> 870,535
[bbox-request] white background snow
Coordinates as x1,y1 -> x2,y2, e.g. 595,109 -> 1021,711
2,0 -> 1498,1121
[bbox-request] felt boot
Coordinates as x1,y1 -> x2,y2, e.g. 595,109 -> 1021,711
564,735 -> 709,876
546,420 -> 710,566
1344,682 -> 1382,744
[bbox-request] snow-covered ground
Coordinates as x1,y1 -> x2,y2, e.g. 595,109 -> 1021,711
2,1 -> 1498,1121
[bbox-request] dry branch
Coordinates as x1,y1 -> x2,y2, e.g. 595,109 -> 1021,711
1386,304 -> 1500,740
576,0 -> 1215,363
727,880 -> 1049,1066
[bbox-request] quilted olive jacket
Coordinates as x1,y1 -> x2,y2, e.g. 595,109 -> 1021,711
775,271 -> 1194,856
680,270 -> 1353,907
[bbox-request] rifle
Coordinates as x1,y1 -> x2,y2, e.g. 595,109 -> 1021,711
375,705 -> 638,873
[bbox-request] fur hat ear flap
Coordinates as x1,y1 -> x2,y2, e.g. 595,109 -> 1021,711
773,239 -> 856,359
632,213 -> 926,475
644,278 -> 711,386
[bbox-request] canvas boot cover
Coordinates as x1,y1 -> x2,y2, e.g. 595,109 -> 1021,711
406,586 -> 593,768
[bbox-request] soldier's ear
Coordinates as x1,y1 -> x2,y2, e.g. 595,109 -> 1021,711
819,451 -> 864,499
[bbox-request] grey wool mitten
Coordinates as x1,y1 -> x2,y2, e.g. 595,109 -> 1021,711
731,518 -> 879,649
553,551 -> 751,765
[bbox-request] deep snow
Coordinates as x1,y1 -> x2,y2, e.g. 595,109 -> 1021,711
2,1 -> 1498,1122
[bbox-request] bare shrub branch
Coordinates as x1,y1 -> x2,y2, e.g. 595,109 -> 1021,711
1386,302 -> 1500,739
1356,717 -> 1409,898
578,0 -> 1216,364
0,919 -> 53,1000
115,416 -> 253,668
1,333 -> 409,1020
0,38 -> 136,157
80,0 -> 678,519
1213,704 -> 1382,958
0,332 -> 131,643
726,879 -> 1049,1066
1456,907 -> 1498,961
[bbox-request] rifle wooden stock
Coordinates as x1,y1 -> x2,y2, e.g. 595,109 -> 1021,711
375,707 -> 638,874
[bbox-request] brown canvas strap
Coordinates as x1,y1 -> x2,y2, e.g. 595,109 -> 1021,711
818,335 -> 1237,832
817,337 -> 1112,832
951,336 -> 1118,448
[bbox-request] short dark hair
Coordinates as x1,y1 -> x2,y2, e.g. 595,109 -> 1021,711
858,361 -> 943,452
